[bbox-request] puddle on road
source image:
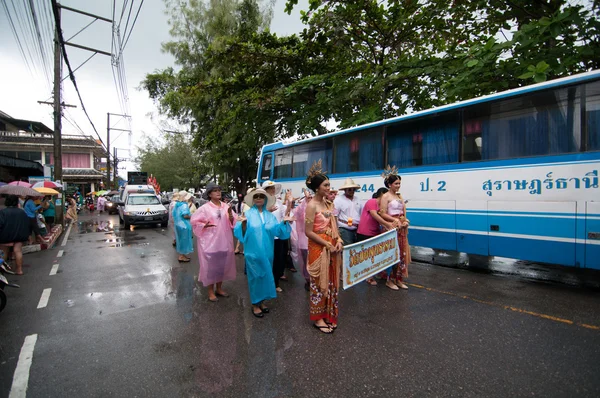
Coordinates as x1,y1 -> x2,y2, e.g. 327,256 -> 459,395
77,220 -> 115,234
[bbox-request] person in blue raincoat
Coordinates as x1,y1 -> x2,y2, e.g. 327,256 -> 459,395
174,192 -> 194,262
234,188 -> 294,318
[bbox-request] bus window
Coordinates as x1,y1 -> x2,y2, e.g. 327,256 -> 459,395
586,80 -> 600,151
274,149 -> 293,179
388,116 -> 459,167
292,140 -> 333,177
465,85 -> 581,160
334,127 -> 383,173
260,153 -> 272,181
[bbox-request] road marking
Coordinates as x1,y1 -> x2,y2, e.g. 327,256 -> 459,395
407,283 -> 599,331
56,250 -> 63,258
49,263 -> 59,276
37,288 -> 51,309
9,334 -> 38,398
61,223 -> 72,247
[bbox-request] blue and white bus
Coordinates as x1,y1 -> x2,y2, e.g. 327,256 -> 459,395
257,70 -> 600,269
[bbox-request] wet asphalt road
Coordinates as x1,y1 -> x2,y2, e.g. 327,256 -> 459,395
1,213 -> 600,397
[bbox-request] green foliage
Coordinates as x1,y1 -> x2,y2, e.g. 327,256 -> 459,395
144,0 -> 599,190
136,133 -> 207,191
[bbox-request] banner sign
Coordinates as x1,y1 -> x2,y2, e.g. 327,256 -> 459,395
342,229 -> 399,290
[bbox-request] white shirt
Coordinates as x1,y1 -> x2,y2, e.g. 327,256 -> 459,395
333,194 -> 363,231
271,198 -> 287,239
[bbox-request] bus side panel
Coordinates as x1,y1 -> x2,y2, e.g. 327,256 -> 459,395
408,201 -> 456,251
488,201 -> 576,266
456,201 -> 488,256
585,202 -> 600,270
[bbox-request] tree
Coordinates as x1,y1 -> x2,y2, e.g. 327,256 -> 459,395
136,133 -> 207,191
143,0 -> 276,194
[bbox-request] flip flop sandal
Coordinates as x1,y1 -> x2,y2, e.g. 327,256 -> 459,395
216,291 -> 230,297
208,296 -> 218,302
313,323 -> 333,334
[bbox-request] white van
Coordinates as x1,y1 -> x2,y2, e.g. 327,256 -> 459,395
118,190 -> 169,229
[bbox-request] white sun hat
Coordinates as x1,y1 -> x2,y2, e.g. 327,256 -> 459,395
261,180 -> 282,195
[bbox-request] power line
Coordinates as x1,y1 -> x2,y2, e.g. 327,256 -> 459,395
50,0 -> 111,160
121,0 -> 144,51
1,1 -> 34,77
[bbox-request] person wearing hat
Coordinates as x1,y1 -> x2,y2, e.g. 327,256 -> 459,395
234,188 -> 294,317
173,192 -> 194,263
333,178 -> 363,246
261,180 -> 293,291
191,182 -> 237,302
168,192 -> 181,246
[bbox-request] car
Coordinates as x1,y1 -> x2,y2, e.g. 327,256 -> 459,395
105,195 -> 120,215
118,192 -> 170,229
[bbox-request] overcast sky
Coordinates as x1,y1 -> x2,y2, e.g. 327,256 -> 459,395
0,0 -> 308,173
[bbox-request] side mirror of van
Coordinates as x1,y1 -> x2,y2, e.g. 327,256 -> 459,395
117,201 -> 125,206
161,199 -> 170,205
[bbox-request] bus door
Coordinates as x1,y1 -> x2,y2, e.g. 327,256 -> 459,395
259,152 -> 273,183
585,202 -> 600,270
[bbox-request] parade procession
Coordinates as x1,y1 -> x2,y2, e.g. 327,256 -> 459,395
1,0 -> 599,396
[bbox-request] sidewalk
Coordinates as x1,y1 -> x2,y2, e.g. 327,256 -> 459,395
21,224 -> 64,255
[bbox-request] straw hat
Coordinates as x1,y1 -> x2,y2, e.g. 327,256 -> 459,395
179,191 -> 192,202
339,178 -> 361,190
171,192 -> 181,201
244,188 -> 275,209
261,180 -> 282,195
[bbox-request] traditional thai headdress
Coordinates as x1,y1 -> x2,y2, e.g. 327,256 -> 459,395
306,159 -> 328,185
381,165 -> 399,181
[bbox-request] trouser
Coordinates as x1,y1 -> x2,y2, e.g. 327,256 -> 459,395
338,227 -> 358,246
273,239 -> 288,287
29,217 -> 41,237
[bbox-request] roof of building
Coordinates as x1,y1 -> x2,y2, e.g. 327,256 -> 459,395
0,115 -> 54,134
0,131 -> 107,156
0,154 -> 44,172
62,168 -> 104,178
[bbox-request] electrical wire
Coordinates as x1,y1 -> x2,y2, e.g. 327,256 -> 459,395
51,0 -> 111,161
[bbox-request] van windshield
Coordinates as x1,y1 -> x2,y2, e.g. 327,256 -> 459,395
127,195 -> 160,206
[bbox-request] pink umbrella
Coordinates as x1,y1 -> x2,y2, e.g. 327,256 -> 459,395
32,181 -> 63,189
8,181 -> 32,188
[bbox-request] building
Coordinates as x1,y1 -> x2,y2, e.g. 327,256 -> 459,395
0,111 -> 107,195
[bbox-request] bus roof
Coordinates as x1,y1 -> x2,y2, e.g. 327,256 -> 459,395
262,69 -> 600,152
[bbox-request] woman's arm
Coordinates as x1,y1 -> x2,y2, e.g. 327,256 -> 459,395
369,210 -> 394,230
378,194 -> 396,223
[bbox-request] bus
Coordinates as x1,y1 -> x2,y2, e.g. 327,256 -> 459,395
257,70 -> 600,270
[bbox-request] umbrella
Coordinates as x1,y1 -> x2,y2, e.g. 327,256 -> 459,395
34,187 -> 60,195
32,181 -> 63,189
8,181 -> 32,188
105,190 -> 119,196
0,185 -> 44,197
0,182 -> 6,187
95,190 -> 108,196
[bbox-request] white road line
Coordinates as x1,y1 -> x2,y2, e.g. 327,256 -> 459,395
37,288 -> 51,309
9,334 -> 38,398
56,250 -> 63,258
60,223 -> 72,247
49,263 -> 59,276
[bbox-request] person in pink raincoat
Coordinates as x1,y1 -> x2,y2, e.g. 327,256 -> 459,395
190,182 -> 237,302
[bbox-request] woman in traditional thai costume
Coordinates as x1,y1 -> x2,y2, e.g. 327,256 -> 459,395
174,192 -> 194,263
379,167 -> 411,290
304,161 -> 343,334
234,188 -> 293,318
191,183 -> 237,302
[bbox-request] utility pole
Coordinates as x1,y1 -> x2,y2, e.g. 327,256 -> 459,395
107,112 -> 131,189
53,5 -> 64,225
113,147 -> 118,188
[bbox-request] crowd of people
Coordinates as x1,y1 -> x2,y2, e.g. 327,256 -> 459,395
170,162 -> 411,334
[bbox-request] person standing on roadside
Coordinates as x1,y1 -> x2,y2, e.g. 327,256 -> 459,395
191,182 -> 237,302
333,178 -> 363,246
304,161 -> 343,334
379,167 -> 411,290
43,195 -> 55,227
168,192 -> 181,247
23,196 -> 47,244
234,188 -> 293,318
173,192 -> 194,263
262,180 -> 292,292
357,187 -> 395,286
0,195 -> 31,275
